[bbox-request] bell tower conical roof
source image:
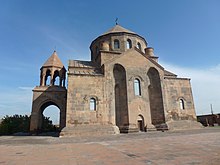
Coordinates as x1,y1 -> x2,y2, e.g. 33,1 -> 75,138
43,51 -> 64,68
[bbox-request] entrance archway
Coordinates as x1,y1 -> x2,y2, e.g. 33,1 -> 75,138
137,115 -> 145,132
147,67 -> 165,127
30,92 -> 67,134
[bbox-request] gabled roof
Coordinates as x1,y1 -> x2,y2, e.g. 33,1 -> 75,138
68,60 -> 102,76
103,47 -> 164,71
103,24 -> 136,35
43,51 -> 64,68
134,47 -> 164,70
164,70 -> 177,77
69,60 -> 97,68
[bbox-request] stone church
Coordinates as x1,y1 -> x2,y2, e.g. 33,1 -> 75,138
30,24 -> 201,136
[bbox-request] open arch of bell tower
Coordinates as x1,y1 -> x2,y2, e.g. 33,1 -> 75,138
30,51 -> 67,132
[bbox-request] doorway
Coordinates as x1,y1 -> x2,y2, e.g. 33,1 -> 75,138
137,115 -> 145,132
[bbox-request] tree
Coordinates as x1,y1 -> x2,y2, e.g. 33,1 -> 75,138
41,116 -> 56,132
0,114 -> 56,135
0,114 -> 30,135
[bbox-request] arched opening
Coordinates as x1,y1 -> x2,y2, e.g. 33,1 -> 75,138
114,64 -> 129,133
90,98 -> 96,111
60,68 -> 66,87
53,70 -> 60,86
114,39 -> 120,49
137,42 -> 142,51
43,105 -> 60,125
38,101 -> 63,136
179,99 -> 185,110
134,78 -> 141,96
45,69 -> 51,86
147,68 -> 166,128
126,39 -> 132,49
137,115 -> 145,132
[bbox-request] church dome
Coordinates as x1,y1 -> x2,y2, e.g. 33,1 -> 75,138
90,24 -> 148,62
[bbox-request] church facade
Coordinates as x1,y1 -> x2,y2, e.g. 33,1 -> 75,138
30,25 -> 201,136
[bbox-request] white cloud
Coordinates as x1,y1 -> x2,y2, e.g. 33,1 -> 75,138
18,86 -> 34,90
160,61 -> 220,115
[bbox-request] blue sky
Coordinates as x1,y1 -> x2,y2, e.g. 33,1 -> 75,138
0,0 -> 220,123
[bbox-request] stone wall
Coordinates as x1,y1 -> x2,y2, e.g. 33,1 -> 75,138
163,77 -> 196,122
66,74 -> 108,126
197,114 -> 220,126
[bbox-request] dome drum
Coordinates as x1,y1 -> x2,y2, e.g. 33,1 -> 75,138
90,25 -> 148,62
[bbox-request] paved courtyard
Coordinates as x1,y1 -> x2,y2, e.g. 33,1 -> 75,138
0,128 -> 220,165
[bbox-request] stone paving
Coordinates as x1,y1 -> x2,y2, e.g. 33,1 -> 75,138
0,128 -> 220,165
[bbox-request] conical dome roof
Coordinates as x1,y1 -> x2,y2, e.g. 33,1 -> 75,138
103,24 -> 136,35
43,51 -> 64,68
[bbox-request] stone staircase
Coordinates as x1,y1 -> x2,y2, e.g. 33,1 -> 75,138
166,120 -> 203,131
60,124 -> 119,137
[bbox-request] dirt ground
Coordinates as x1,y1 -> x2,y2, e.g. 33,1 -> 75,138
0,128 -> 219,165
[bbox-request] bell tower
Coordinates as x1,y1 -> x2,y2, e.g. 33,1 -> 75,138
30,51 -> 67,133
40,51 -> 66,87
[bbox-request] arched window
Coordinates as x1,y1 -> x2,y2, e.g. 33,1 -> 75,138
179,99 -> 185,110
126,39 -> 132,49
114,39 -> 120,49
90,98 -> 96,111
137,42 -> 142,51
134,79 -> 141,96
